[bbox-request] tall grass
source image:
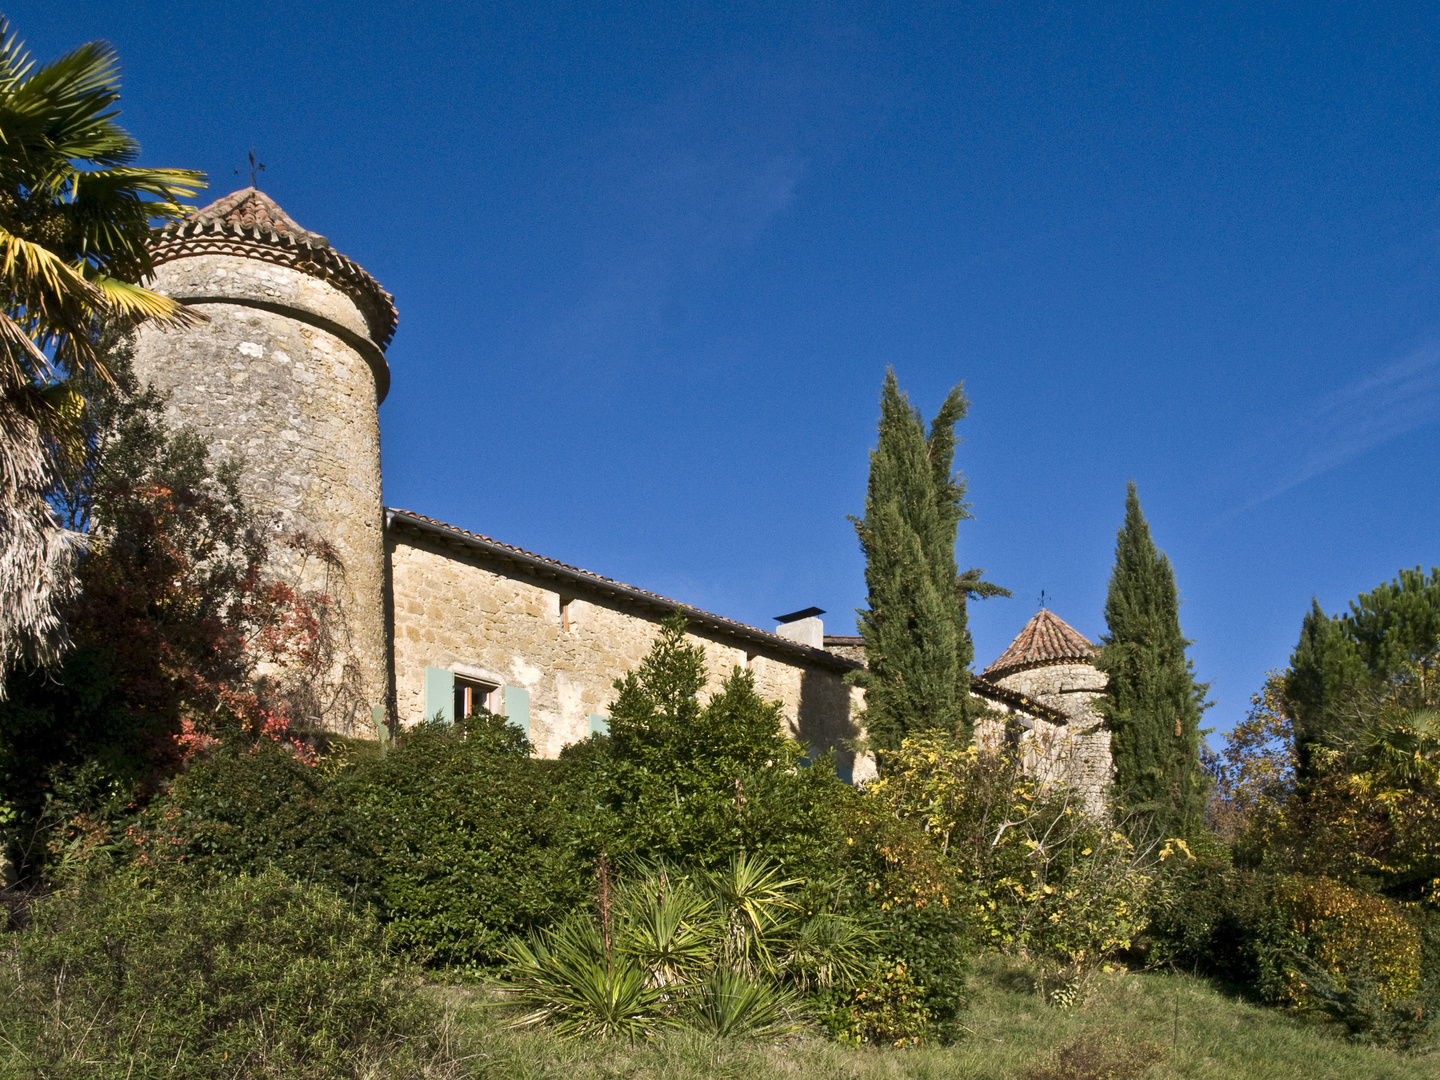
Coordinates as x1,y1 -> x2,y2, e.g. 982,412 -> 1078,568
454,960 -> 1439,1080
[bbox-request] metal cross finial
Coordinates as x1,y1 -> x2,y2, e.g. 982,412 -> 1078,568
234,149 -> 266,188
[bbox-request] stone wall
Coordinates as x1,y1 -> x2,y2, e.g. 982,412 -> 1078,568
134,254 -> 390,732
974,661 -> 1113,817
387,527 -> 872,779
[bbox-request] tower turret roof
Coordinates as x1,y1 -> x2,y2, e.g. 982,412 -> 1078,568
149,188 -> 398,350
982,608 -> 1097,680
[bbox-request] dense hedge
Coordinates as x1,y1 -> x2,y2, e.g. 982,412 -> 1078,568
0,869 -> 450,1079
144,739 -> 378,904
147,714 -> 588,971
345,714 -> 587,969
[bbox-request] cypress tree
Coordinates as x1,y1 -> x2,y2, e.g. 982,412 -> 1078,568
851,369 -> 973,751
1097,482 -> 1209,837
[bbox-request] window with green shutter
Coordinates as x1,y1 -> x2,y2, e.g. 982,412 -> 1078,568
424,666 -> 454,724
503,685 -> 530,737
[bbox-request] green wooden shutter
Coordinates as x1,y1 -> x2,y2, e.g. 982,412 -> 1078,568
588,714 -> 609,737
424,666 -> 453,724
372,704 -> 390,751
503,685 -> 530,736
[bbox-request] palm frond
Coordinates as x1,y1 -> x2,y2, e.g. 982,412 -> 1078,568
0,229 -> 99,306
90,276 -> 203,329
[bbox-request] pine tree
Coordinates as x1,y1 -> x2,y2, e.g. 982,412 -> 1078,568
1285,567 -> 1440,776
1097,483 -> 1209,837
851,369 -> 973,751
1285,599 -> 1367,777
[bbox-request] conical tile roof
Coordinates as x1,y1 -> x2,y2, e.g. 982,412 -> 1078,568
982,609 -> 1097,680
182,188 -> 331,247
149,188 -> 397,349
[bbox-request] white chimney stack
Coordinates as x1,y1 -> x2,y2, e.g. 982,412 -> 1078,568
774,607 -> 824,649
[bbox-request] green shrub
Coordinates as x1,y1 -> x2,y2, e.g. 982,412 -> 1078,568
1408,905 -> 1440,1030
140,739 -> 377,902
345,712 -> 587,969
1143,860 -> 1289,990
818,959 -> 930,1047
1146,865 -> 1431,1044
834,803 -> 973,1039
557,616 -> 850,881
0,869 -> 455,1079
1274,877 -> 1421,1008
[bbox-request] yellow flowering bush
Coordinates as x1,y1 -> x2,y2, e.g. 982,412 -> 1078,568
1274,877 -> 1421,1009
866,734 -> 1155,998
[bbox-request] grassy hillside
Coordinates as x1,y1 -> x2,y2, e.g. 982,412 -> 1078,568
447,961 -> 1438,1080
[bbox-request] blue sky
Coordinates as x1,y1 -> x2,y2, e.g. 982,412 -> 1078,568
22,1 -> 1440,736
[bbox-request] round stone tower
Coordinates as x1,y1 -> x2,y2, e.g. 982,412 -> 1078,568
133,188 -> 397,733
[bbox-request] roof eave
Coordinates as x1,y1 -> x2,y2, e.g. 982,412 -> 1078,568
970,677 -> 1070,726
385,509 -> 860,674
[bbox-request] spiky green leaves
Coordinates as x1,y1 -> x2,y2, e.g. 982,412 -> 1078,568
500,856 -> 859,1040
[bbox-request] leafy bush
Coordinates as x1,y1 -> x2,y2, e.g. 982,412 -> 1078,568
137,738 -> 377,902
865,733 -> 1151,998
1143,860 -> 1290,990
836,801 -> 973,1038
1273,877 -> 1422,1015
344,712 -> 587,970
818,960 -> 930,1047
1145,864 -> 1430,1044
0,869 -> 457,1079
558,616 -> 850,880
1409,904 -> 1440,1031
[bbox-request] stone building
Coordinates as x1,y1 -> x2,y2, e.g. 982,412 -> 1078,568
972,609 -> 1113,814
134,187 -> 1108,799
134,188 -> 871,781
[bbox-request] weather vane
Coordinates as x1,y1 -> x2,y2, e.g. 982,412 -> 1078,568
1038,589 -> 1047,610
234,149 -> 266,187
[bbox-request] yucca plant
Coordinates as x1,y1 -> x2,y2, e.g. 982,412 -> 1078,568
783,912 -> 875,992
688,970 -> 803,1038
502,916 -> 675,1040
501,855 -> 870,1041
702,852 -> 800,977
616,870 -> 716,987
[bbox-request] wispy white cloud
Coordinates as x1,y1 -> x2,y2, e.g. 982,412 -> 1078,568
531,47 -> 866,367
1215,344 -> 1440,520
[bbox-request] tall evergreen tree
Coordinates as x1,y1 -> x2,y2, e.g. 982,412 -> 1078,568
1097,483 -> 1209,837
851,369 -> 973,751
1285,567 -> 1440,776
1285,599 -> 1367,777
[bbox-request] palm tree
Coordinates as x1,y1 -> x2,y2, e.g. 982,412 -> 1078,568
0,18 -> 205,684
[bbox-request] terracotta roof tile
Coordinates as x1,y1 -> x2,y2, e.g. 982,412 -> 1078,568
184,188 -> 331,246
149,188 -> 398,350
982,609 -> 1097,680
